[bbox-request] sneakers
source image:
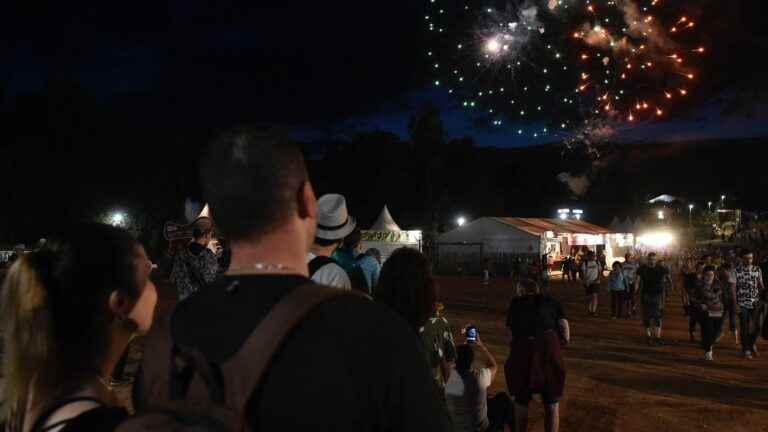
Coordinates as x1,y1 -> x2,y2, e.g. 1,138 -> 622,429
714,334 -> 722,345
704,351 -> 714,361
744,351 -> 753,360
753,345 -> 760,357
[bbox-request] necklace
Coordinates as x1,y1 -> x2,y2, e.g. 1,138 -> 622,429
226,262 -> 300,276
95,372 -> 113,391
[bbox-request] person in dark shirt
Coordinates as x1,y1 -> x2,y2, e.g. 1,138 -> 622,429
636,252 -> 673,346
680,260 -> 704,343
505,279 -> 570,432
1,224 -> 157,432
169,218 -> 221,300
153,127 -> 451,431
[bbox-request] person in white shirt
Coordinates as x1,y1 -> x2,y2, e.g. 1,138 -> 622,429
581,251 -> 603,317
445,337 -> 514,432
306,194 -> 355,290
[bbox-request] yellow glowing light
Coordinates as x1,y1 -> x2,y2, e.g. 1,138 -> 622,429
587,4 -> 595,12
581,53 -> 589,60
665,92 -> 672,99
628,112 -> 635,121
694,47 -> 705,53
656,108 -> 663,116
671,27 -> 677,33
637,232 -> 675,248
687,74 -> 694,79
621,73 -> 627,79
679,89 -> 688,95
642,102 -> 649,109
581,73 -> 589,80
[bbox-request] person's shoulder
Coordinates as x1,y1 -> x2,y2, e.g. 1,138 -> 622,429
59,406 -> 128,432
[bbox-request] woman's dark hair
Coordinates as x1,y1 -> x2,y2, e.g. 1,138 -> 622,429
375,248 -> 437,332
456,344 -> 475,372
1,223 -> 143,416
703,265 -> 717,274
342,228 -> 362,250
612,261 -> 623,270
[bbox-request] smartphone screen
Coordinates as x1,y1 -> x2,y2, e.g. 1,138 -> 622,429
466,325 -> 478,342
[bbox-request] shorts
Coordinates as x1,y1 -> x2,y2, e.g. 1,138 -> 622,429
642,293 -> 664,327
585,283 -> 600,295
514,388 -> 561,405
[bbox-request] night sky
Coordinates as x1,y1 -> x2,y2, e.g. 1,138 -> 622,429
3,1 -> 768,147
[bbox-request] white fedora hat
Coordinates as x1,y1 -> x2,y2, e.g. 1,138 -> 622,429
316,194 -> 356,241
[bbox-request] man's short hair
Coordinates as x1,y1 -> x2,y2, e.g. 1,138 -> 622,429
741,248 -> 753,257
456,344 -> 475,372
200,127 -> 308,241
647,252 -> 657,258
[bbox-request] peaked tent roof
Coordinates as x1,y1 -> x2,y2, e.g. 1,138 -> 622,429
369,205 -> 403,232
492,217 -> 613,236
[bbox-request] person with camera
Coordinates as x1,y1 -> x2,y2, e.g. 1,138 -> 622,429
445,327 -> 514,432
170,217 -> 222,300
505,278 -> 569,432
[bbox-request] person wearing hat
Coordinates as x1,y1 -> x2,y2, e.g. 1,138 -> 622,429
306,194 -> 355,290
170,216 -> 222,300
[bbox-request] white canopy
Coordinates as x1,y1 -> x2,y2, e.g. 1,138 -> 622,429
369,205 -> 402,232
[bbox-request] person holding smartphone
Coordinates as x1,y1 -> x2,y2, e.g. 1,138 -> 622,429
444,329 -> 514,432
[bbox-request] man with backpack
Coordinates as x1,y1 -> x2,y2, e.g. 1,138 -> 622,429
304,193 -> 355,290
133,127 -> 451,431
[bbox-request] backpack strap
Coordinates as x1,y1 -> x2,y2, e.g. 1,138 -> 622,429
221,283 -> 365,423
308,256 -> 337,277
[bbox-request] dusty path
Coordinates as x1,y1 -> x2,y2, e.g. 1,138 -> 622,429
438,276 -> 768,431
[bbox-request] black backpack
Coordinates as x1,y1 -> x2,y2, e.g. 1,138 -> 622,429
122,284 -> 365,431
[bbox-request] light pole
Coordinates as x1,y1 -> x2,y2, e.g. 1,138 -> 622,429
721,195 -> 726,209
456,217 -> 466,227
688,204 -> 694,227
708,201 -> 712,211
110,212 -> 126,227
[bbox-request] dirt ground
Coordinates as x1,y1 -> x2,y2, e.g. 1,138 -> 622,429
438,276 -> 768,432
109,275 -> 768,431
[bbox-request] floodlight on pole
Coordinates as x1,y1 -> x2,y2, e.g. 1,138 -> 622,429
457,217 -> 466,227
111,212 -> 126,227
657,211 -> 664,220
708,201 -> 712,210
688,204 -> 694,226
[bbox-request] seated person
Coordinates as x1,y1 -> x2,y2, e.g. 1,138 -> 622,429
445,336 -> 514,432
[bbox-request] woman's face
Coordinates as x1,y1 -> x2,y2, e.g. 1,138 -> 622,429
703,270 -> 715,285
128,245 -> 158,335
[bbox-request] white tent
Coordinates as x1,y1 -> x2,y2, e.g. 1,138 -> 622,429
361,206 -> 422,262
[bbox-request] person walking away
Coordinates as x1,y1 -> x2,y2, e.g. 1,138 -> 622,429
681,260 -> 704,343
170,218 -> 221,300
306,193 -> 355,290
541,254 -> 551,295
137,128 -> 452,430
562,257 -> 572,283
690,266 -> 725,360
731,249 -> 766,359
718,262 -> 739,344
636,252 -> 673,346
1,223 -> 157,431
608,261 -> 628,319
622,253 -> 640,317
505,279 -> 570,432
445,339 -> 515,432
581,251 -> 603,316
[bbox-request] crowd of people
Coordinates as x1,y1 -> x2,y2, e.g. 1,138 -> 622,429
0,127 -> 578,432
3,127 -> 765,431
